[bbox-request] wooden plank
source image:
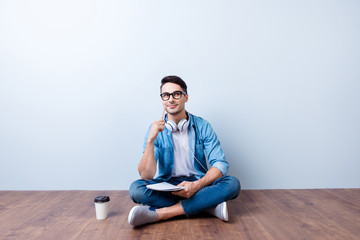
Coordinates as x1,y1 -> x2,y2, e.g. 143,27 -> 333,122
291,189 -> 360,239
232,192 -> 275,240
264,189 -> 341,240
34,199 -> 94,240
1,191 -> 76,239
257,189 -> 360,240
0,192 -> 61,231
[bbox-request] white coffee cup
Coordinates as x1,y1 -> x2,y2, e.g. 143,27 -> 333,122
94,196 -> 110,220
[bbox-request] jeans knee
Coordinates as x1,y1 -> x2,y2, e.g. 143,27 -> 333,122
129,180 -> 145,203
226,176 -> 241,199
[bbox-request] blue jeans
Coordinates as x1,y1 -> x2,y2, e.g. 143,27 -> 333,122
129,175 -> 241,217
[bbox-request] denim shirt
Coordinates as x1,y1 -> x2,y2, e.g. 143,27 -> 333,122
143,113 -> 229,181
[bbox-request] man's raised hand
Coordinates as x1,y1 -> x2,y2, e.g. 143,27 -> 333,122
147,107 -> 166,142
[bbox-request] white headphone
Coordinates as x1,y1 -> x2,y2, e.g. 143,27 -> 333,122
164,114 -> 190,132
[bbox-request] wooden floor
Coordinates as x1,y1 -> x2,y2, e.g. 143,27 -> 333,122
0,189 -> 360,240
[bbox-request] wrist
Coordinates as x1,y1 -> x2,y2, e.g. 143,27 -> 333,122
194,180 -> 204,190
147,137 -> 155,144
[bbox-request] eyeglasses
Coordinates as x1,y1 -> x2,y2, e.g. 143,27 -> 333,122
160,91 -> 187,101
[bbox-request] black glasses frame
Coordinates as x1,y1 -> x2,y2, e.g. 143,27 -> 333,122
160,91 -> 187,101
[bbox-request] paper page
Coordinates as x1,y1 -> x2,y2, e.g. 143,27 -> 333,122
146,182 -> 185,191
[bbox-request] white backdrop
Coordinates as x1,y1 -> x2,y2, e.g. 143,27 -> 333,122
1,0 -> 359,190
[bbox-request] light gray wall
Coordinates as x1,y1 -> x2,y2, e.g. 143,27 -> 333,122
1,0 -> 359,190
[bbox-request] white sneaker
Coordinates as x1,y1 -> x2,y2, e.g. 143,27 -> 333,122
206,202 -> 228,221
128,206 -> 158,227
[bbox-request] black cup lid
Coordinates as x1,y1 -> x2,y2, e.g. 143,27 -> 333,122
94,196 -> 110,203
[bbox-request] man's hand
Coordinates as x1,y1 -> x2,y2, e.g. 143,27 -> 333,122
147,119 -> 165,142
172,181 -> 202,198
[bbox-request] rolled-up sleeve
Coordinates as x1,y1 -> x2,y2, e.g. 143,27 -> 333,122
202,122 -> 229,176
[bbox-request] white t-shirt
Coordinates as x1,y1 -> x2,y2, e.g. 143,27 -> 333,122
171,128 -> 198,177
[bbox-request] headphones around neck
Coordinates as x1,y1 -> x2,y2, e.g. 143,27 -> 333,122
164,114 -> 189,132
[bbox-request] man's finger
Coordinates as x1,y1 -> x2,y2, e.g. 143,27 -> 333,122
177,181 -> 186,187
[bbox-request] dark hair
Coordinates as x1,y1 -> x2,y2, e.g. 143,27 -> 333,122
160,75 -> 187,93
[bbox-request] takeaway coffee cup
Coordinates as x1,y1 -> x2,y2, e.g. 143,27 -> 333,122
94,196 -> 110,220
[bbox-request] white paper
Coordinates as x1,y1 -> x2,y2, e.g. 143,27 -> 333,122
146,182 -> 185,191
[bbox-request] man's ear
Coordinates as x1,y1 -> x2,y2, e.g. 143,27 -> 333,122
185,94 -> 189,102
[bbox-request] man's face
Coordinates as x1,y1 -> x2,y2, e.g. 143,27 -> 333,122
161,82 -> 188,115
